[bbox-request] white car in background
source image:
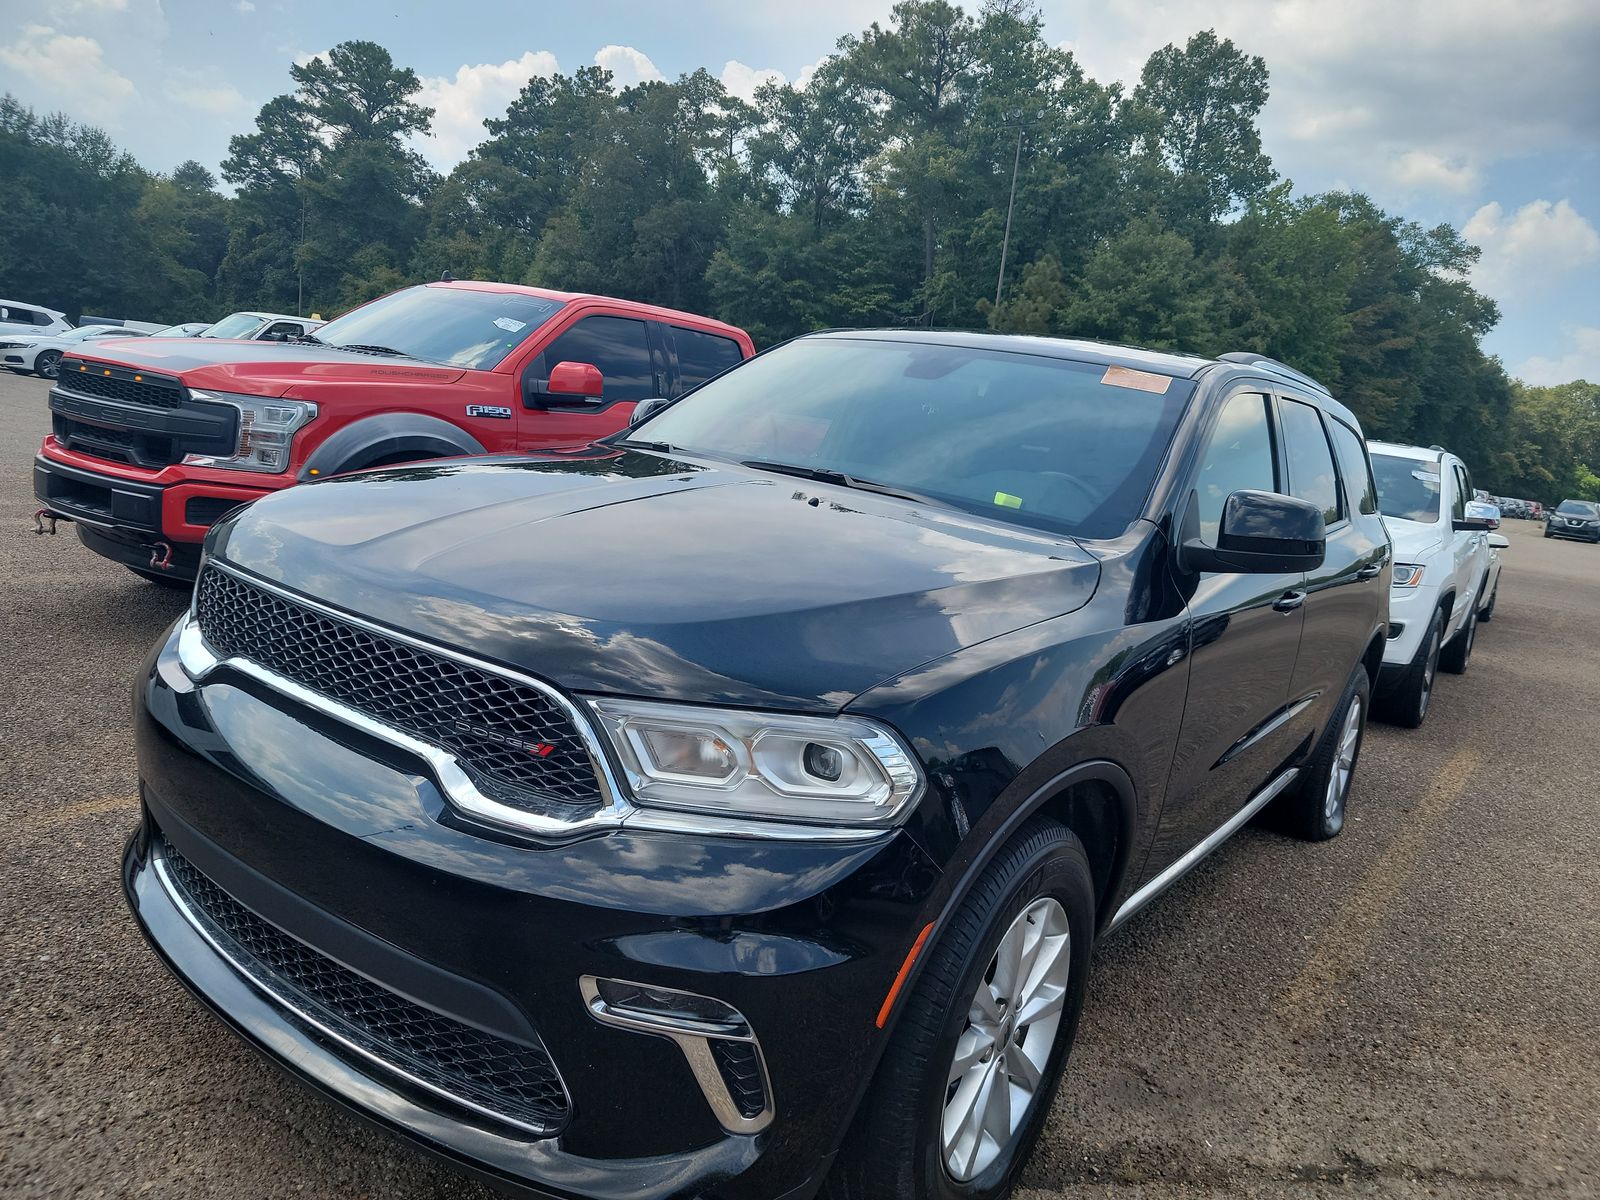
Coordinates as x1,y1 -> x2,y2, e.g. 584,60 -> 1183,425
1368,440 -> 1497,727
199,311 -> 323,341
150,321 -> 214,338
0,299 -> 73,339
0,324 -> 151,379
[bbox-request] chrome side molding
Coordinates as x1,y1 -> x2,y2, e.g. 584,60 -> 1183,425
1106,767 -> 1300,933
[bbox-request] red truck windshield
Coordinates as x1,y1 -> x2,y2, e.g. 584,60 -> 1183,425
315,286 -> 566,370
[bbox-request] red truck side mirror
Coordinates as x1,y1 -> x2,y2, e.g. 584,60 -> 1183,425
547,361 -> 604,402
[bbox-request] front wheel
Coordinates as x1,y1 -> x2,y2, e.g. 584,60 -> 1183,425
1479,585 -> 1497,622
826,819 -> 1094,1200
34,350 -> 62,379
1376,607 -> 1442,728
1439,601 -> 1477,674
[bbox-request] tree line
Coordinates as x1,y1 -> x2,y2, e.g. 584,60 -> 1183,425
1,1 -> 1595,501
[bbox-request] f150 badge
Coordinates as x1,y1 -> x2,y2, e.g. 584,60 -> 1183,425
465,404 -> 512,419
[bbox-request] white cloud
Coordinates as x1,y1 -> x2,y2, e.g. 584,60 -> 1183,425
719,60 -> 786,102
1465,199 -> 1600,300
415,50 -> 560,168
594,44 -> 664,88
1516,326 -> 1600,386
0,25 -> 137,123
235,0 -> 255,11
1056,0 -> 1600,194
165,76 -> 249,115
1390,150 -> 1481,194
292,48 -> 328,67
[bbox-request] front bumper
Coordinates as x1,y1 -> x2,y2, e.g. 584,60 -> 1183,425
1547,522 -> 1600,541
34,447 -> 269,579
126,618 -> 937,1198
1380,581 -> 1443,670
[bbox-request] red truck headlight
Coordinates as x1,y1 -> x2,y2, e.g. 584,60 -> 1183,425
183,390 -> 318,473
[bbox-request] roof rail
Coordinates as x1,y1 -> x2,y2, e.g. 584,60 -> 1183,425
1216,352 -> 1332,397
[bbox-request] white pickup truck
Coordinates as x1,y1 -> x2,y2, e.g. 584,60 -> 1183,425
1367,441 -> 1497,727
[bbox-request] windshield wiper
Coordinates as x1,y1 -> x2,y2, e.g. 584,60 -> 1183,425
334,343 -> 410,357
738,459 -> 941,506
288,333 -> 324,346
613,438 -> 679,454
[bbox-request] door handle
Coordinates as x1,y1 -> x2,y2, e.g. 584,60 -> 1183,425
1272,591 -> 1306,613
1356,564 -> 1383,580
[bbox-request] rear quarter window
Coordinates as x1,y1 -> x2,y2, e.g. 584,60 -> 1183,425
672,326 -> 744,389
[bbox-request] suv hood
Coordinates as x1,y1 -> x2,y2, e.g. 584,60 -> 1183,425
1382,515 -> 1444,561
209,450 -> 1101,710
70,339 -> 466,396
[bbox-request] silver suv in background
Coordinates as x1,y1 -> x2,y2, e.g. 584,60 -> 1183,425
0,299 -> 73,339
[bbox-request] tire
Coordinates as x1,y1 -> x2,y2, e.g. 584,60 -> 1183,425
34,350 -> 62,379
1479,585 -> 1497,622
1439,599 -> 1477,675
1274,667 -> 1369,841
125,565 -> 193,590
1375,606 -> 1442,728
826,819 -> 1095,1200
1543,529 -> 1553,538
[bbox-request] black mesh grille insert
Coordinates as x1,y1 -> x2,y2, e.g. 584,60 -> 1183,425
159,837 -> 569,1134
194,567 -> 603,815
709,1039 -> 768,1119
57,363 -> 186,408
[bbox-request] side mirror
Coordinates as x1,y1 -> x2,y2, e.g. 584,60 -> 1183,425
629,396 -> 671,426
546,360 -> 604,402
1456,500 -> 1499,532
1487,533 -> 1510,549
1180,490 -> 1327,575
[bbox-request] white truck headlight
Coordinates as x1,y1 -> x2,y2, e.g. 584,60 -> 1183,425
588,698 -> 922,827
183,389 -> 317,473
1391,563 -> 1425,587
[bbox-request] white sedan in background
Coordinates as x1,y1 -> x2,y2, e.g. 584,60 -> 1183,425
0,325 -> 151,379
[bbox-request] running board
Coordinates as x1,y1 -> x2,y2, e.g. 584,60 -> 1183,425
1105,767 -> 1300,934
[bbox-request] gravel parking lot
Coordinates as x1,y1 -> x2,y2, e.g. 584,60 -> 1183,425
2,367 -> 1596,1200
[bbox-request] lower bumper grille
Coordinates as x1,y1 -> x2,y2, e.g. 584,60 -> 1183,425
156,837 -> 570,1136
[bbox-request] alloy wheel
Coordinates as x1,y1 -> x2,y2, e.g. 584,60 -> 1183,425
942,897 -> 1070,1183
1325,695 -> 1363,821
38,351 -> 61,379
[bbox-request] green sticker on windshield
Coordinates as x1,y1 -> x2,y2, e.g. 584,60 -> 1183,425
993,491 -> 1023,509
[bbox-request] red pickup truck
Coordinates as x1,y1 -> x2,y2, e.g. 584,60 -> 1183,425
34,282 -> 754,583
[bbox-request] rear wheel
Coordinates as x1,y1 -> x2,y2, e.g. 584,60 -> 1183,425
826,819 -> 1094,1200
34,350 -> 62,379
1376,606 -> 1442,728
1479,585 -> 1497,622
1274,667 -> 1369,841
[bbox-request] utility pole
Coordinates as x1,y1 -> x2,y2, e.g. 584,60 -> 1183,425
994,127 -> 1024,311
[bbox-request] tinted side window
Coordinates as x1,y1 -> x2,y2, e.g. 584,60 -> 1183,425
672,326 -> 743,390
1194,392 -> 1277,544
1281,399 -> 1341,525
1328,419 -> 1379,516
541,316 -> 654,403
260,321 -> 300,338
33,310 -> 56,327
1451,465 -> 1469,520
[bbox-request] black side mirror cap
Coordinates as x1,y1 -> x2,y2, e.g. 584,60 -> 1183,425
629,396 -> 671,427
1180,489 -> 1327,575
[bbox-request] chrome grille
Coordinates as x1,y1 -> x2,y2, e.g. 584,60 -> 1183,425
159,837 -> 570,1134
193,567 -> 603,815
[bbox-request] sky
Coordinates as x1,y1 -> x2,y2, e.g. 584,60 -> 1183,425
1,0 -> 1596,384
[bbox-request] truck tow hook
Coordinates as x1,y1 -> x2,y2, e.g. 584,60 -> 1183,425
149,541 -> 174,571
33,509 -> 71,535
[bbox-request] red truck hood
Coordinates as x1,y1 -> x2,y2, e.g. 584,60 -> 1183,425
68,339 -> 468,396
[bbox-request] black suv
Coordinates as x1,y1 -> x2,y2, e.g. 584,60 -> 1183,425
1545,498 -> 1600,542
125,333 -> 1390,1200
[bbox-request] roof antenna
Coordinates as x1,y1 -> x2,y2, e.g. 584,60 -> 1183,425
440,270 -> 453,283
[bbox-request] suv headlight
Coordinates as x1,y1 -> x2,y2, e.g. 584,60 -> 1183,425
183,389 -> 317,473
589,698 -> 922,827
1391,563 -> 1425,587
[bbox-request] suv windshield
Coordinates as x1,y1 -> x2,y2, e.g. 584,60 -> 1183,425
1556,500 -> 1597,516
203,313 -> 269,339
631,337 -> 1193,539
1371,452 -> 1442,522
315,286 -> 566,370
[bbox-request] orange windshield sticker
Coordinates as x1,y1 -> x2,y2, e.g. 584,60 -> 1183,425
1101,365 -> 1172,394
